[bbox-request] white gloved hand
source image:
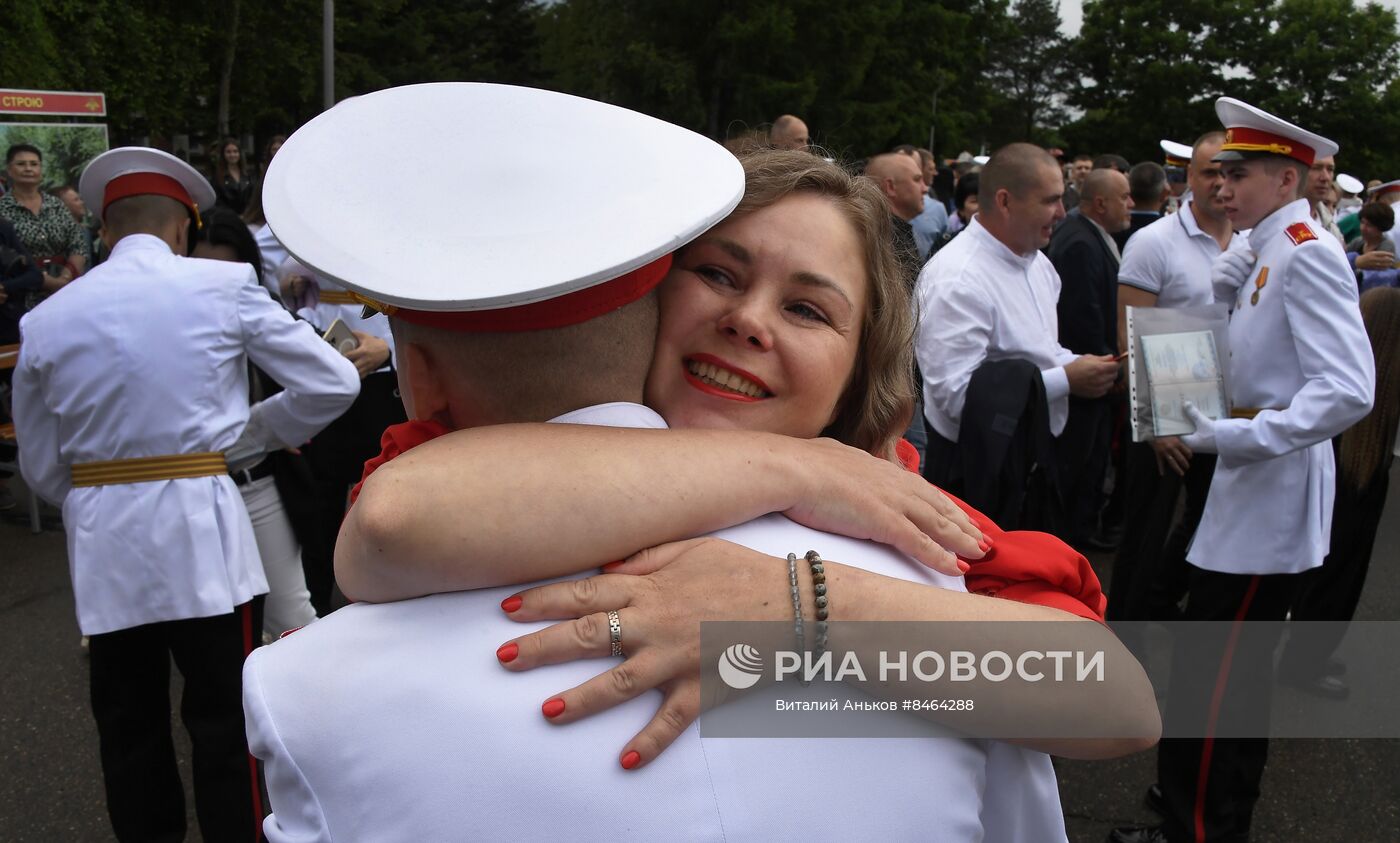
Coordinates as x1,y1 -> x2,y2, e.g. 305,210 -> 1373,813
1178,401 -> 1218,454
1211,247 -> 1257,304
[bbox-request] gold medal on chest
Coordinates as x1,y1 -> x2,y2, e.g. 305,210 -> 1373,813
1249,266 -> 1269,306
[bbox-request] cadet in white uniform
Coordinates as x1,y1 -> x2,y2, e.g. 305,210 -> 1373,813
12,148 -> 360,843
1111,100 -> 1374,843
243,83 -> 1071,843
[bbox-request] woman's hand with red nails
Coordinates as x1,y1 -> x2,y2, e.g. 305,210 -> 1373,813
495,538 -> 791,770
781,437 -> 982,575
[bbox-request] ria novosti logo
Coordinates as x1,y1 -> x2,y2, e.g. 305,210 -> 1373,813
717,643 -> 764,689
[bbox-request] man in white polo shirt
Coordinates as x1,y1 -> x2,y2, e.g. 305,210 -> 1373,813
1107,130 -> 1243,639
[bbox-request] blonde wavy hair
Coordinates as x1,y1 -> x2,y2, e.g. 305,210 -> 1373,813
719,148 -> 916,459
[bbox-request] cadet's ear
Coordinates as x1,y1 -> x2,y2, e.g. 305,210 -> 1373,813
397,340 -> 450,424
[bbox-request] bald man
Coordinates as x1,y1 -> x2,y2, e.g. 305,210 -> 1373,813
769,115 -> 810,151
917,143 -> 1119,528
864,151 -> 926,283
1047,167 -> 1134,548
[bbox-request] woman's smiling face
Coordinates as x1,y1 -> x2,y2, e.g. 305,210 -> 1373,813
645,192 -> 868,439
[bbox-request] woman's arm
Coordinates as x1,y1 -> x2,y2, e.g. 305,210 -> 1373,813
498,538 -> 1160,767
337,425 -> 983,602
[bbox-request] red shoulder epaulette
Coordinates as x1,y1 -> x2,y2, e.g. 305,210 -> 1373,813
1285,222 -> 1317,246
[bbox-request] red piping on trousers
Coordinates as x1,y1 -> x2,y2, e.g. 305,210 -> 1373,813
1194,575 -> 1261,843
242,602 -> 265,840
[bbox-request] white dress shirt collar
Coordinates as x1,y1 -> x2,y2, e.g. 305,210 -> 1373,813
966,215 -> 1038,271
549,401 -> 667,429
109,232 -> 174,259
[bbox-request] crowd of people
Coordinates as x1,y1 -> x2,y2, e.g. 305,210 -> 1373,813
0,83 -> 1394,843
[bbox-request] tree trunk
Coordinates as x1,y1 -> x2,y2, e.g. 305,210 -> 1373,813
217,0 -> 243,138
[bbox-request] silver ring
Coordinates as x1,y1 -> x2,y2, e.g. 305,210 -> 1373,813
607,610 -> 623,657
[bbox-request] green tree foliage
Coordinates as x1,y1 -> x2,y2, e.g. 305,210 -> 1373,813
987,0 -> 1073,145
1065,0 -> 1400,175
4,0 -> 1399,175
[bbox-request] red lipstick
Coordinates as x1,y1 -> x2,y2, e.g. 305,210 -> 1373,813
683,353 -> 771,402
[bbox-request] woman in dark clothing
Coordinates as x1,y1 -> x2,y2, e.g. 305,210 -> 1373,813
211,137 -> 255,215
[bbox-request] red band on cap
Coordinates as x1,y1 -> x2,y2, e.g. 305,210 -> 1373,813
1373,184 -> 1400,198
392,253 -> 672,333
1221,127 -> 1315,166
103,172 -> 197,217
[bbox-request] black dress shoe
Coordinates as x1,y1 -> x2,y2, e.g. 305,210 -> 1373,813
1144,782 -> 1167,816
1281,670 -> 1351,700
1106,824 -> 1170,843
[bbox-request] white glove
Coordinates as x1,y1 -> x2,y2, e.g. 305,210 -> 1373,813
1211,247 -> 1257,304
1178,401 -> 1218,454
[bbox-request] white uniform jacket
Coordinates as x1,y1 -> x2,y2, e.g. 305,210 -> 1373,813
244,402 -> 1067,843
916,216 -> 1078,442
1188,199 -> 1374,575
13,234 -> 361,635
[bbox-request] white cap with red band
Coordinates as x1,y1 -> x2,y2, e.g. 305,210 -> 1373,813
78,146 -> 216,223
1212,96 -> 1338,167
1160,139 -> 1192,167
262,82 -> 744,332
1369,179 -> 1400,200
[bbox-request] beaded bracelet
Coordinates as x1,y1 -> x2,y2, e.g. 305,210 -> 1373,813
805,551 -> 829,661
787,553 -> 805,656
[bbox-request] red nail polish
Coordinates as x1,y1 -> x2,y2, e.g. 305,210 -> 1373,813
601,561 -> 625,572
542,698 -> 566,718
621,750 -> 641,770
501,595 -> 523,613
957,560 -> 971,574
496,642 -> 518,663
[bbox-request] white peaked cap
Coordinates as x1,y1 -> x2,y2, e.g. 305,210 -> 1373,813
1336,174 -> 1364,195
263,83 -> 744,328
1160,139 -> 1192,164
1213,97 -> 1338,165
79,146 -> 216,222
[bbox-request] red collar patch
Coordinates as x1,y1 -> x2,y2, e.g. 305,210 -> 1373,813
1285,222 -> 1317,246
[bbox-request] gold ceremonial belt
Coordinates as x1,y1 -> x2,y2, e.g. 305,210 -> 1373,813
317,291 -> 360,306
71,452 -> 228,487
1230,407 -> 1285,420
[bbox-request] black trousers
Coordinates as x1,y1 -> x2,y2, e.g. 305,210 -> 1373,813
88,598 -> 265,843
1055,395 -> 1112,548
1280,458 -> 1391,677
299,370 -> 406,614
1107,443 -> 1215,649
1156,567 -> 1300,843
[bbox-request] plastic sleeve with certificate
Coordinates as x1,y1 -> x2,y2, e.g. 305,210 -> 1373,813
1126,303 -> 1233,442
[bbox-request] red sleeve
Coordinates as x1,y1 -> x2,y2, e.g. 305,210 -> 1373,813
347,419 -> 454,506
895,438 -> 1107,623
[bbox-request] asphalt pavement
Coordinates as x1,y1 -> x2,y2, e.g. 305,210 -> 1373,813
1,466 -> 1397,842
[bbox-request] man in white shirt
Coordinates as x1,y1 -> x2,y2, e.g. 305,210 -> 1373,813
916,143 -> 1119,525
1108,131 -> 1243,640
12,148 -> 360,843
